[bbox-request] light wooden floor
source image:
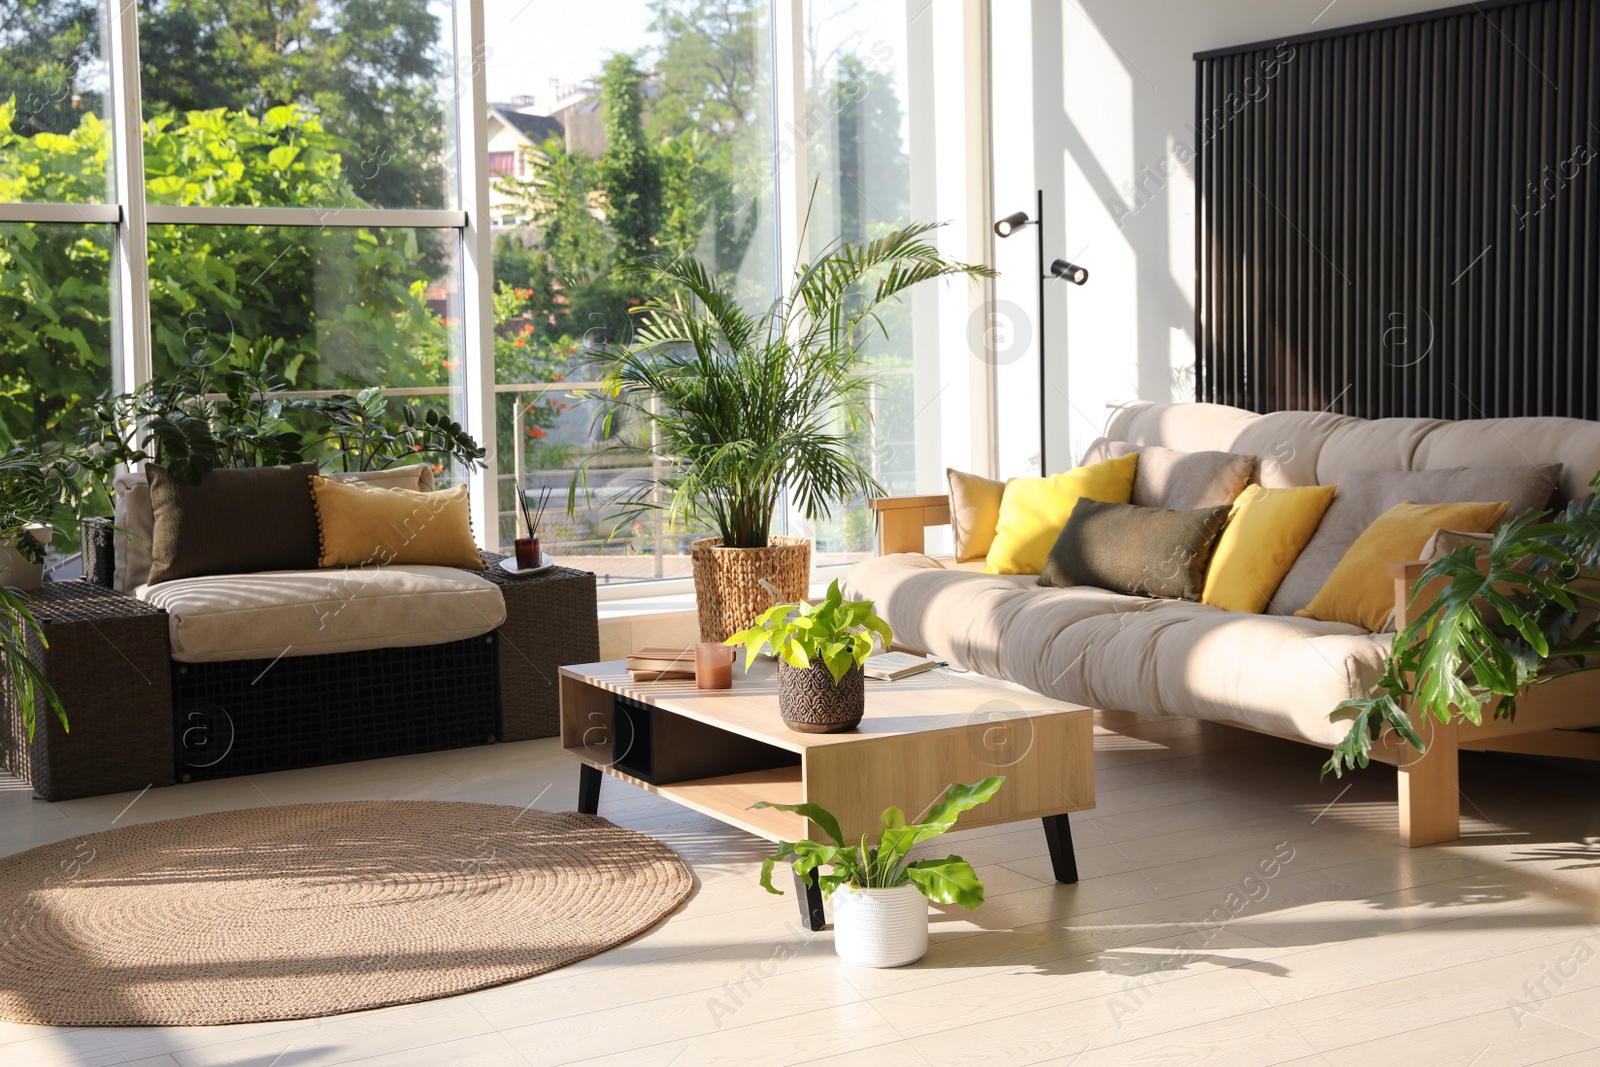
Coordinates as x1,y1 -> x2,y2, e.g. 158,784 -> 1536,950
1,711 -> 1596,1067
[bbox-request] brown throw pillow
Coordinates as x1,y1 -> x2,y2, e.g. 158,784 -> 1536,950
1038,498 -> 1231,600
146,463 -> 322,586
1078,439 -> 1255,511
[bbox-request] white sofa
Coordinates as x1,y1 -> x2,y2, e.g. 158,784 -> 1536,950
847,400 -> 1600,845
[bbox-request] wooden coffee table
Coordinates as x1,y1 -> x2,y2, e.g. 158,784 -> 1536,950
559,659 -> 1095,930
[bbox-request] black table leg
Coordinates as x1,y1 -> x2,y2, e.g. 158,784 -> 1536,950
794,869 -> 826,931
577,763 -> 602,815
1042,813 -> 1079,884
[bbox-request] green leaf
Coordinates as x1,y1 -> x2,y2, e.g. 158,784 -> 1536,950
267,145 -> 300,170
905,857 -> 987,910
749,799 -> 846,847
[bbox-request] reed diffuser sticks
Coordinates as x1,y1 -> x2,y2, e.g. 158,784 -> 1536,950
518,485 -> 553,539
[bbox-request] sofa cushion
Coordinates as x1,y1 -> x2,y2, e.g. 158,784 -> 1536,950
986,454 -> 1139,575
1297,500 -> 1510,631
844,553 -> 1389,747
1104,401 -> 1351,488
1268,464 -> 1561,616
1412,417 -> 1600,505
136,564 -> 506,663
311,477 -> 485,569
1201,484 -> 1337,614
1039,498 -> 1229,600
1079,440 -> 1255,511
947,468 -> 1006,563
114,465 -> 437,592
146,463 -> 322,585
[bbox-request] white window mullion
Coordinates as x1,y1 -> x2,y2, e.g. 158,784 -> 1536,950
143,206 -> 468,228
455,0 -> 498,550
107,0 -> 151,394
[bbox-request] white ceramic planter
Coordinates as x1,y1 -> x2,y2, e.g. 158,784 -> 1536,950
829,883 -> 929,967
0,525 -> 51,591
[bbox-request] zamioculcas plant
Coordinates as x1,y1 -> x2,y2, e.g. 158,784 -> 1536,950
750,777 -> 1006,909
1325,470 -> 1600,776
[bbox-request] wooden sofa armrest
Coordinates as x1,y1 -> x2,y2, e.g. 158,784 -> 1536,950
869,495 -> 952,555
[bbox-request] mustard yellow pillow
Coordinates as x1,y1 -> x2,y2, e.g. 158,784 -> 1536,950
310,476 -> 485,569
985,454 -> 1139,575
1201,484 -> 1337,613
1296,500 -> 1509,630
948,468 -> 1006,563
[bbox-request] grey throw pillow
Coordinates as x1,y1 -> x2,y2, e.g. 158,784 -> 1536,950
1079,439 -> 1256,511
147,463 -> 322,585
1038,498 -> 1231,600
1268,463 -> 1563,615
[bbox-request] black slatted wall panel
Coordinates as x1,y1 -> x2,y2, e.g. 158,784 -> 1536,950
1194,0 -> 1599,420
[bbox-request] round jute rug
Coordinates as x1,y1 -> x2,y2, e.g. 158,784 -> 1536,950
0,800 -> 695,1027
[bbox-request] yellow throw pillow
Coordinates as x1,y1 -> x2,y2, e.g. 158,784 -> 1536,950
310,476 -> 486,569
985,453 -> 1139,575
947,468 -> 1006,563
1296,500 -> 1509,630
1201,484 -> 1337,614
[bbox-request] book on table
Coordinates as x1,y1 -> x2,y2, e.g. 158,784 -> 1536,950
862,651 -> 941,681
626,646 -> 696,680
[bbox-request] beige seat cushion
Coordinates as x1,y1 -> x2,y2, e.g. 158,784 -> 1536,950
136,563 -> 505,663
845,553 -> 1390,747
113,465 -> 436,592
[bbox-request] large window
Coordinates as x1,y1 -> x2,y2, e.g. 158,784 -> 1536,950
0,1 -> 114,448
484,0 -> 778,583
1,0 -> 988,587
800,2 -> 914,567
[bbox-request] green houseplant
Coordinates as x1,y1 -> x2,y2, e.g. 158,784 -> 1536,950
0,448 -> 74,749
1325,471 -> 1600,776
581,222 -> 992,641
750,776 -> 1005,967
725,578 -> 892,733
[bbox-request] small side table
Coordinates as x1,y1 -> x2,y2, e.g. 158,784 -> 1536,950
479,553 -> 599,742
1,581 -> 176,801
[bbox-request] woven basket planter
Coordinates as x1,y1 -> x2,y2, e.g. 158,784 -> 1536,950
690,535 -> 811,642
777,660 -> 864,733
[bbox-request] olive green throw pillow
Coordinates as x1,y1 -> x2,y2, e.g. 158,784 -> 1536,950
146,462 -> 322,585
1038,498 -> 1231,600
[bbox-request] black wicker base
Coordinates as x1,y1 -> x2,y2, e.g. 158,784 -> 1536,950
173,635 -> 500,782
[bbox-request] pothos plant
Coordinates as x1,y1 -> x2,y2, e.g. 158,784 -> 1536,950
751,777 -> 1006,909
1325,470 -> 1600,776
725,578 -> 892,683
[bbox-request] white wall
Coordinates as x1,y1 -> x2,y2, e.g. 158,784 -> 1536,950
992,0 -> 1460,474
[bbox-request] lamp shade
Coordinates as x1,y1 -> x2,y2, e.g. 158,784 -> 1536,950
993,211 -> 1032,238
1050,259 -> 1089,285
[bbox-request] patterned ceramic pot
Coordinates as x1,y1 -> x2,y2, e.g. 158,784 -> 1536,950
777,660 -> 864,733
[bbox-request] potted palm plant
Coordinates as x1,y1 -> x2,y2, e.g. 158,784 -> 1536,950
582,223 -> 992,640
750,777 -> 1005,967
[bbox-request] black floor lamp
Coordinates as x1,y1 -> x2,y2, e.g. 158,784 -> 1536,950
994,189 -> 1090,473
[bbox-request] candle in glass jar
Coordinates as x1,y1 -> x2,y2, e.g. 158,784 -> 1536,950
694,643 -> 735,689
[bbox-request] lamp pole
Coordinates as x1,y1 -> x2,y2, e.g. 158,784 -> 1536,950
1034,187 -> 1046,472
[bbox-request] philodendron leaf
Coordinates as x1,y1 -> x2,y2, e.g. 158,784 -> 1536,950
749,800 -> 845,847
920,776 -> 1006,833
905,857 -> 986,910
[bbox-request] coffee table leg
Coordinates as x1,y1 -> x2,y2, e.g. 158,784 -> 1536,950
794,870 -> 826,931
1042,813 -> 1079,884
577,763 -> 602,815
